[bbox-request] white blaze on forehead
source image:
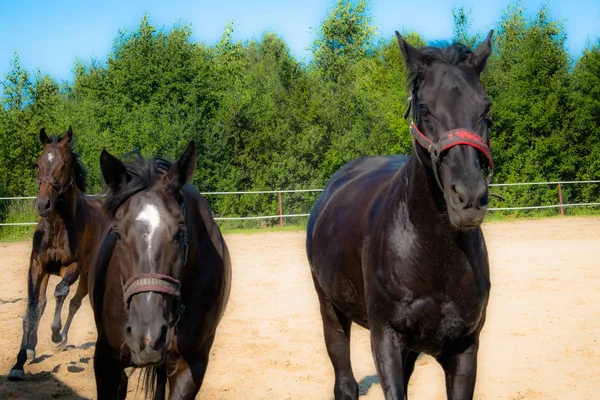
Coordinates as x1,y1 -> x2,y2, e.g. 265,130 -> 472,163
135,203 -> 161,261
47,152 -> 54,162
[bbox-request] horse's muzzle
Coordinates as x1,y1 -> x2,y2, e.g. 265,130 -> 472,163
35,197 -> 53,217
131,346 -> 167,367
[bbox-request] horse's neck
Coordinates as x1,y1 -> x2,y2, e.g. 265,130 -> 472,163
51,187 -> 88,248
54,187 -> 79,222
394,155 -> 456,239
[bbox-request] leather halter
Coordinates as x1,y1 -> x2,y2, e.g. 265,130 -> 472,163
122,200 -> 189,328
405,93 -> 494,192
36,175 -> 74,195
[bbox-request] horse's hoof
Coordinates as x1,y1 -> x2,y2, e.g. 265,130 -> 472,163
7,368 -> 25,381
26,349 -> 35,359
52,334 -> 67,352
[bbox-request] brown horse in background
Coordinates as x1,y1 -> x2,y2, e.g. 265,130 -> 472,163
89,141 -> 231,399
7,127 -> 108,381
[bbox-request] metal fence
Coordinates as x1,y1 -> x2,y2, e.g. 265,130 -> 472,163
1,181 -> 599,227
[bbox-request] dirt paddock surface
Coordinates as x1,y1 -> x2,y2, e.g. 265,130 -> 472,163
0,217 -> 599,399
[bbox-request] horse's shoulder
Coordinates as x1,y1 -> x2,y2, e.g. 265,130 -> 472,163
308,155 -> 410,249
32,226 -> 46,253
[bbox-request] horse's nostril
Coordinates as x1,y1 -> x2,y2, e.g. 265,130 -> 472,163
479,193 -> 489,207
154,324 -> 169,350
126,326 -> 132,335
44,200 -> 51,210
452,185 -> 465,204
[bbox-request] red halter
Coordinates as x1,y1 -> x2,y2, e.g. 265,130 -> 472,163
409,122 -> 494,192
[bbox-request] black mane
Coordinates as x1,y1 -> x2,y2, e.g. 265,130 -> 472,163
420,41 -> 473,66
406,41 -> 474,120
407,41 -> 474,86
48,134 -> 88,193
104,151 -> 173,217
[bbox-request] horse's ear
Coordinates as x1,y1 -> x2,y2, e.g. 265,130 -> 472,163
39,128 -> 50,145
468,30 -> 494,73
163,141 -> 197,193
100,149 -> 129,192
60,126 -> 73,145
395,31 -> 429,74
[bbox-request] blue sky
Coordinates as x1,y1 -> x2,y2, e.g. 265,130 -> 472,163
0,0 -> 598,82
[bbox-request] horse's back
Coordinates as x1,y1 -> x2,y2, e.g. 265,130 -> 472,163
307,154 -> 409,254
306,155 -> 409,325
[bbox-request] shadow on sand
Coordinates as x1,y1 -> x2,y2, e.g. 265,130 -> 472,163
1,371 -> 87,400
358,374 -> 380,396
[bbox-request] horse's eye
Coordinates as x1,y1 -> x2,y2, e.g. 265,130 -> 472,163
418,105 -> 430,117
482,103 -> 492,120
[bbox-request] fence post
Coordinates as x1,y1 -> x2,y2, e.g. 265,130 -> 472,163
557,182 -> 564,216
278,191 -> 283,227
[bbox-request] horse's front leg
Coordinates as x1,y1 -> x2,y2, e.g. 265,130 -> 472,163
370,322 -> 408,400
154,366 -> 167,400
167,334 -> 214,400
51,261 -> 79,349
439,339 -> 479,400
8,259 -> 49,381
57,270 -> 88,351
94,334 -> 127,400
167,357 -> 207,400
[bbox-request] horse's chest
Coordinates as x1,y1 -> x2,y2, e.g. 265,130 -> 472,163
434,295 -> 484,341
40,225 -> 74,266
378,250 -> 489,352
388,283 -> 487,353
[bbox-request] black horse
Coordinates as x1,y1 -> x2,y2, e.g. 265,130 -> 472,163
89,141 -> 231,399
306,31 -> 495,399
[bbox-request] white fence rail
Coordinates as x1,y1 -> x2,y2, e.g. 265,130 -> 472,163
1,181 -> 599,227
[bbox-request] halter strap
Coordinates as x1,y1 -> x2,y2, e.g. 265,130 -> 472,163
37,175 -> 74,195
409,122 -> 494,192
123,273 -> 180,305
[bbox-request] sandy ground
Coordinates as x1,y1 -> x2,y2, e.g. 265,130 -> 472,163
0,217 -> 599,399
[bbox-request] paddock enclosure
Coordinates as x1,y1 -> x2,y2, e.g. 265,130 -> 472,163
0,217 -> 598,399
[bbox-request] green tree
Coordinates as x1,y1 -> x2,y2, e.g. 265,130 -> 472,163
311,0 -> 375,83
452,6 -> 481,48
482,3 -> 572,208
568,39 -> 600,201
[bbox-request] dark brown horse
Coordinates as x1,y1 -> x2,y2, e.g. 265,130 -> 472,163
306,32 -> 495,399
8,127 -> 108,381
89,141 -> 231,399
